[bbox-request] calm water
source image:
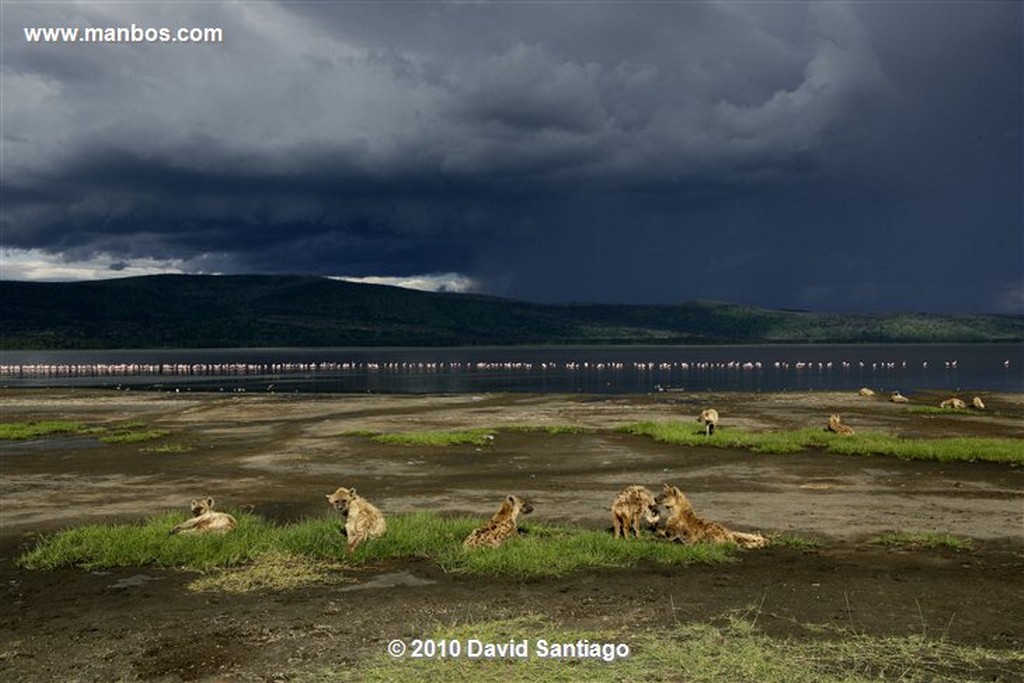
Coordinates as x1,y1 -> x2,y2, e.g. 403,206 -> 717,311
1,345 -> 1021,395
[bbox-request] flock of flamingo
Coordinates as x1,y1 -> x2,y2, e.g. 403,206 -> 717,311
0,357 -> 1003,380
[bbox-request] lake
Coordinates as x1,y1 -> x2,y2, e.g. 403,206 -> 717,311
1,344 -> 1020,395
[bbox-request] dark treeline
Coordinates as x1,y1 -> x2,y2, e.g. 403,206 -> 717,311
2,275 -> 1021,349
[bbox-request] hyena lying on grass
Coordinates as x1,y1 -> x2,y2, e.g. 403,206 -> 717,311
326,487 -> 387,552
826,413 -> 855,436
655,485 -> 768,549
697,408 -> 719,436
463,495 -> 534,549
610,485 -> 659,539
170,497 -> 237,535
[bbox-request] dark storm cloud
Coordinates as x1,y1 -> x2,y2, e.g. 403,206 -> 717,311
2,1 -> 1020,312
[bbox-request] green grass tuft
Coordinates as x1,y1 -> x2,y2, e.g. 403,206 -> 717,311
0,420 -> 87,440
618,421 -> 1024,464
0,419 -> 171,445
139,443 -> 194,454
17,511 -> 735,579
338,429 -> 379,437
771,534 -> 825,551
909,406 -> 968,415
98,428 -> 170,444
17,512 -> 273,571
370,429 -> 497,447
504,425 -> 595,435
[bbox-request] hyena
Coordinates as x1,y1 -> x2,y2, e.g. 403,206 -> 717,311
971,396 -> 986,410
655,485 -> 768,549
170,497 -> 237,535
858,387 -> 876,397
940,398 -> 967,410
697,408 -> 719,436
463,495 -> 534,549
326,487 -> 387,552
890,391 -> 910,404
610,485 -> 659,539
826,413 -> 855,436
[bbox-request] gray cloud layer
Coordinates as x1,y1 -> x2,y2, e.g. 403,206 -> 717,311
2,1 -> 1021,312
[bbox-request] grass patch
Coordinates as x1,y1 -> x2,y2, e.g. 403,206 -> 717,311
771,534 -> 825,551
0,420 -> 87,439
187,551 -> 353,593
0,419 -> 170,445
97,427 -> 170,444
17,511 -> 735,579
370,428 -> 497,447
338,429 -> 380,437
300,615 -> 1024,683
871,532 -> 974,552
909,406 -> 969,415
139,443 -> 194,454
619,421 -> 1024,464
16,511 -> 274,571
504,425 -> 595,435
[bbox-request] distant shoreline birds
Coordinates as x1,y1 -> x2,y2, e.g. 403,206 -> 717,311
0,356 -> 993,379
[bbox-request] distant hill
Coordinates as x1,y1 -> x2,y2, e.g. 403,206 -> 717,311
1,275 -> 1021,349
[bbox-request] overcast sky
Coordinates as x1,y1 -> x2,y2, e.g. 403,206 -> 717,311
2,1 -> 1021,313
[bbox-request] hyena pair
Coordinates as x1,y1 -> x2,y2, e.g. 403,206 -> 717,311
325,488 -> 536,551
610,484 -> 768,549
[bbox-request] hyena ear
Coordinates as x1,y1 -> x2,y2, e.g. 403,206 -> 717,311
350,488 -> 357,496
206,497 -> 215,508
325,494 -> 332,501
507,495 -> 516,504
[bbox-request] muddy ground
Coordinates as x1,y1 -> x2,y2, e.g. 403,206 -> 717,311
1,388 -> 1022,682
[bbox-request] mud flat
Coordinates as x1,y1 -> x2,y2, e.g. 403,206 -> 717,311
1,388 -> 1022,682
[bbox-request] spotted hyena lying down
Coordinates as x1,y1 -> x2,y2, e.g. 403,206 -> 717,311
170,497 -> 237,535
655,485 -> 768,549
326,487 -> 387,552
697,408 -> 719,436
610,485 -> 659,539
463,495 -> 534,549
826,413 -> 855,436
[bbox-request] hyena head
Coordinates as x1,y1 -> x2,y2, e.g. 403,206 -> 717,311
828,414 -> 843,426
655,484 -> 690,512
507,495 -> 533,518
697,409 -> 717,424
191,497 -> 215,516
326,487 -> 356,516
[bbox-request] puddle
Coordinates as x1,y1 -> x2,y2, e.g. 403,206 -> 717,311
0,437 -> 103,455
108,574 -> 163,590
339,571 -> 437,592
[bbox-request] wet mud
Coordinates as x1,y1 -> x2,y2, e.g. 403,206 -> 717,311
1,389 -> 1022,682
